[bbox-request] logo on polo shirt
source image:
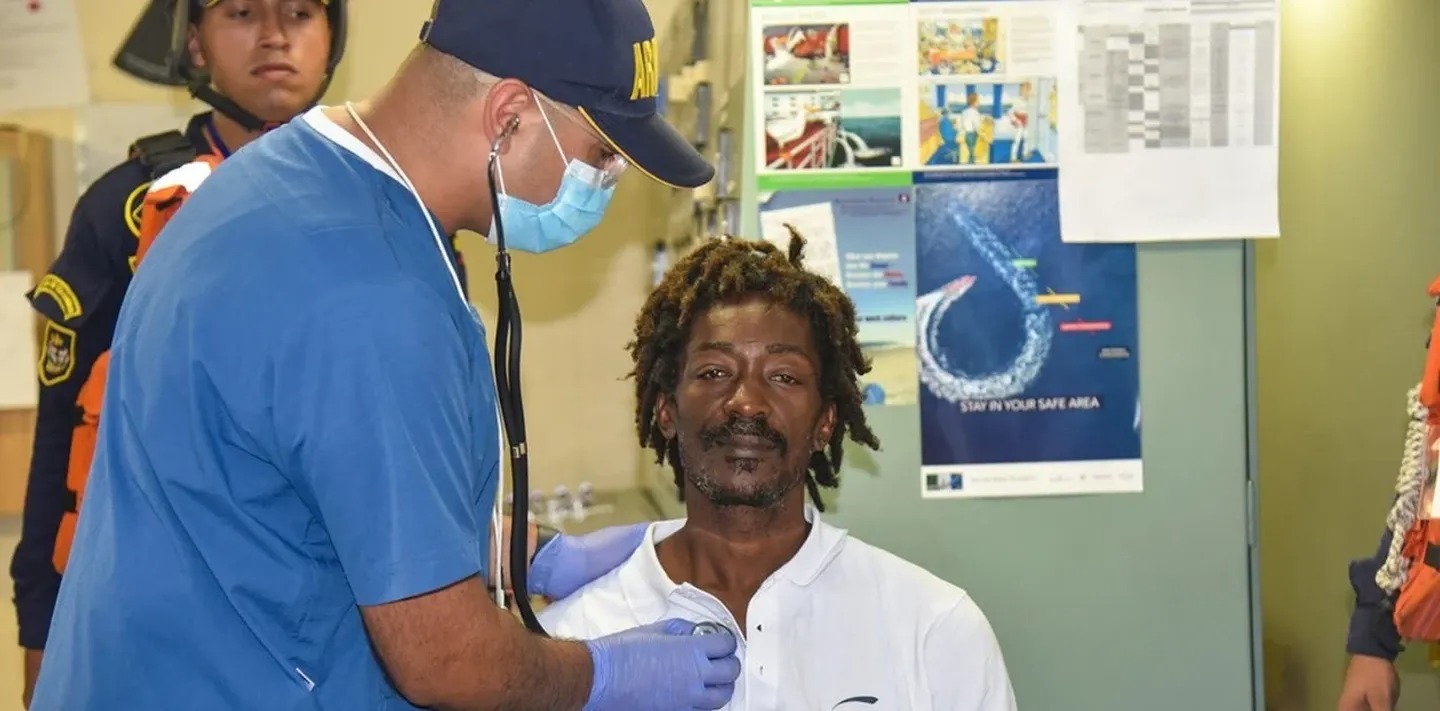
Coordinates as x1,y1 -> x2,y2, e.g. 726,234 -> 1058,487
833,696 -> 879,709
630,37 -> 659,100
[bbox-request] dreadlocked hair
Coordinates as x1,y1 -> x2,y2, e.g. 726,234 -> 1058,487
626,226 -> 881,512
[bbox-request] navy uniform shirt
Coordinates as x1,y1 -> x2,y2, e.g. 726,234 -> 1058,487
1347,524 -> 1403,660
9,113 -> 213,651
9,110 -> 474,652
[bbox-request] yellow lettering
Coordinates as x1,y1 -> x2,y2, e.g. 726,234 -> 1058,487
630,38 -> 660,100
34,274 -> 83,321
646,39 -> 659,97
631,43 -> 643,99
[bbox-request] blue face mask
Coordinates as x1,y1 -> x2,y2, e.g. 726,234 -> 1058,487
490,101 -> 617,254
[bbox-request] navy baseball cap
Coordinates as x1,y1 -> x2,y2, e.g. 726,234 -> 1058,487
420,0 -> 713,189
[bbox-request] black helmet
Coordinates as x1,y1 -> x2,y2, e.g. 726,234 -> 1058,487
113,0 -> 348,132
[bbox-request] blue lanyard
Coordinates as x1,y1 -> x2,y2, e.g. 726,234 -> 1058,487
204,116 -> 233,159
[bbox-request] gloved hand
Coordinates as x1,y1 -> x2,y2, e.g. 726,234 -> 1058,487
582,618 -> 741,711
528,522 -> 648,599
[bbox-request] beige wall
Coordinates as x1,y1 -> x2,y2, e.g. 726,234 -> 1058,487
1257,1 -> 1440,709
0,0 -> 693,495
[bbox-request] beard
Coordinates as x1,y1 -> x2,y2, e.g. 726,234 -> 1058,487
678,413 -> 809,508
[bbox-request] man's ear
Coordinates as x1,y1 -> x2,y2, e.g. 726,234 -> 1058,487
656,395 -> 678,441
480,78 -> 537,154
187,26 -> 206,70
813,403 -> 837,451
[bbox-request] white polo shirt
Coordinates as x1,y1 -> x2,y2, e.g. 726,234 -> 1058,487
539,507 -> 1016,711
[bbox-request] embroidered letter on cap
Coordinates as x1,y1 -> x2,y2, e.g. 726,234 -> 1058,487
630,38 -> 659,100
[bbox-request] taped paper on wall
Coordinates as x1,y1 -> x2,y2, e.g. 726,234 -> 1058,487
1056,0 -> 1281,242
0,0 -> 90,112
751,0 -> 1067,184
0,271 -> 38,410
761,187 -> 918,407
759,201 -> 844,287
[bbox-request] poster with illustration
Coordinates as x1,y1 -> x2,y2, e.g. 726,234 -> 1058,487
914,175 -> 1142,498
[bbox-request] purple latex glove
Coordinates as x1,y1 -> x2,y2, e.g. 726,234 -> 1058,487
527,522 -> 648,599
582,618 -> 740,711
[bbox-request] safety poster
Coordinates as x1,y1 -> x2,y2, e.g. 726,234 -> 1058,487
750,0 -> 1145,499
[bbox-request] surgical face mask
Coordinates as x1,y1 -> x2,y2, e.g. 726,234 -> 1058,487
489,98 -> 620,254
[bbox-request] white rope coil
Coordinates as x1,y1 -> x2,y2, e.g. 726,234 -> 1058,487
1376,384 -> 1431,593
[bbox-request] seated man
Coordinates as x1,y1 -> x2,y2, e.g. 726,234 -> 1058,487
540,230 -> 1016,710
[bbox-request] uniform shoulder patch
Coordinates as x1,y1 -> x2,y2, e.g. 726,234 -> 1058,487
38,322 -> 77,387
124,181 -> 152,238
32,273 -> 84,322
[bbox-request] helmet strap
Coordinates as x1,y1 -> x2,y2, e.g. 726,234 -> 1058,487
188,71 -> 336,135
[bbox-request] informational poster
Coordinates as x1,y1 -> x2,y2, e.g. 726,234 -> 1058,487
915,176 -> 1142,498
752,0 -> 1062,181
1055,0 -> 1281,242
748,0 -> 1147,498
760,187 -> 918,406
0,0 -> 90,112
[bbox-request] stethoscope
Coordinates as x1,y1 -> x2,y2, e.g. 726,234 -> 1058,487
482,126 -> 732,642
346,105 -> 546,635
484,117 -> 547,635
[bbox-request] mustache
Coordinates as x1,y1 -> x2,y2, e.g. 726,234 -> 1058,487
698,414 -> 788,454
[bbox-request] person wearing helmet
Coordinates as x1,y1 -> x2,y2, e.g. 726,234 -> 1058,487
10,1 -> 341,705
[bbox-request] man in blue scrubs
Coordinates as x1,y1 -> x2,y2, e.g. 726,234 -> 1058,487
30,1 -> 740,709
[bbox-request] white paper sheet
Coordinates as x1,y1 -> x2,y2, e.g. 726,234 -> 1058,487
758,202 -> 843,287
0,271 -> 38,410
1056,0 -> 1281,243
0,0 -> 90,112
75,103 -> 199,194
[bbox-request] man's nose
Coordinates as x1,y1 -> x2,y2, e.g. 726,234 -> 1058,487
258,13 -> 290,49
725,375 -> 769,419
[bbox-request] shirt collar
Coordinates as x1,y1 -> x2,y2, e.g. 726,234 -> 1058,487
617,504 -> 849,621
300,106 -> 406,186
182,111 -> 215,155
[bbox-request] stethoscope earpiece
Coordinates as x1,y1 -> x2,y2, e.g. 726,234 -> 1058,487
500,116 -> 520,142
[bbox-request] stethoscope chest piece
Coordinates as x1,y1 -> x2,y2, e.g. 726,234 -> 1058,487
692,621 -> 734,641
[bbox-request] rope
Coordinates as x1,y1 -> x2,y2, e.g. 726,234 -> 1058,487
1376,384 -> 1431,593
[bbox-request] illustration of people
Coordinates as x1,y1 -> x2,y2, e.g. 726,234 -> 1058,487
979,18 -> 1000,72
765,33 -> 794,74
933,106 -> 959,163
766,25 -> 846,85
959,92 -> 984,164
918,20 -> 999,75
1007,81 -> 1032,162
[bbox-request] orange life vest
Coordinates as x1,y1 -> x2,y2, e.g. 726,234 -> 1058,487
51,153 -> 223,575
1393,276 -> 1440,646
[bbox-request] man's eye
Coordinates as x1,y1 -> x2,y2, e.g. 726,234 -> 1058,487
771,373 -> 799,385
697,368 -> 726,379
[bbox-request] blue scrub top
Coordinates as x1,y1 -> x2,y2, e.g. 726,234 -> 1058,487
31,114 -> 501,710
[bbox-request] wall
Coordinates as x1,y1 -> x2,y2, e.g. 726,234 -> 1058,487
0,0 -> 693,496
1256,1 -> 1440,709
